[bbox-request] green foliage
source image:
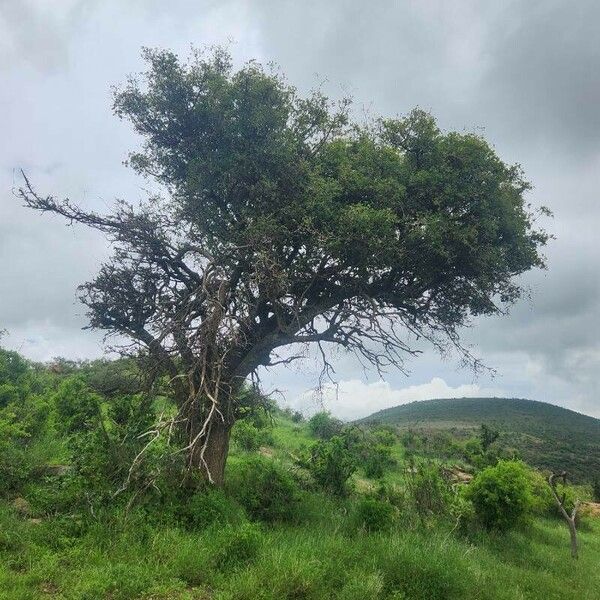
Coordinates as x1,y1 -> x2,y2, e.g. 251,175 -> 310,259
0,412 -> 31,494
305,435 -> 357,496
291,410 -> 304,423
0,369 -> 51,495
213,522 -> 263,569
372,425 -> 398,447
593,478 -> 600,503
227,457 -> 299,523
405,462 -> 452,519
308,411 -> 343,440
0,348 -> 30,408
466,460 -> 534,530
352,498 -> 396,532
363,444 -> 396,479
362,397 -> 600,483
479,423 -> 500,451
181,487 -> 246,530
52,376 -> 160,506
231,419 -> 273,451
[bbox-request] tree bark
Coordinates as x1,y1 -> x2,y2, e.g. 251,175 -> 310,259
190,418 -> 231,486
548,472 -> 579,560
190,419 -> 231,487
567,516 -> 578,559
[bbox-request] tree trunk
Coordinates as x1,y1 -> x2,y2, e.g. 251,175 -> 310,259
567,517 -> 578,559
188,418 -> 232,487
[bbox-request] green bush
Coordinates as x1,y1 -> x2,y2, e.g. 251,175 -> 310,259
352,498 -> 396,532
466,460 -> 533,530
372,426 -> 397,447
593,477 -> 600,503
214,522 -> 263,569
307,411 -> 343,440
405,462 -> 452,518
0,391 -> 51,495
231,420 -> 273,451
227,457 -> 299,522
291,410 -> 304,423
170,538 -> 212,587
306,436 -> 357,496
363,444 -> 395,479
374,482 -> 407,512
181,487 -> 246,530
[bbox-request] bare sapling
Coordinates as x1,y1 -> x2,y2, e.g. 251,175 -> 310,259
548,471 -> 580,559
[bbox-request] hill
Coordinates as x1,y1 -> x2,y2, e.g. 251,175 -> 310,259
360,397 -> 600,483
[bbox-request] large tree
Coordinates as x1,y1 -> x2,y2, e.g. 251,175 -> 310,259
20,48 -> 549,485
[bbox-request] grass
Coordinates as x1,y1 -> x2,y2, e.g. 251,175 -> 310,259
1,412 -> 598,599
0,501 -> 598,600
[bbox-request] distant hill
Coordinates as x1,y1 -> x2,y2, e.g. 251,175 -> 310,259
360,397 -> 600,483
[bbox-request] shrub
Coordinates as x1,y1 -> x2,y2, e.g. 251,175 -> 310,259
372,426 -> 397,447
227,457 -> 299,522
306,436 -> 357,496
363,444 -> 395,479
0,413 -> 31,494
374,482 -> 407,512
308,411 -> 343,440
593,477 -> 600,503
181,487 -> 246,530
170,539 -> 212,587
231,420 -> 273,451
465,460 -> 533,530
0,392 -> 51,495
352,498 -> 396,532
405,462 -> 452,518
214,522 -> 263,569
528,469 -> 557,516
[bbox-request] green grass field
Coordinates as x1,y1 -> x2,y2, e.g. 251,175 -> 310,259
1,413 -> 598,600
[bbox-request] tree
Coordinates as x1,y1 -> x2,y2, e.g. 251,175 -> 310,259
479,423 -> 500,452
593,477 -> 600,503
466,460 -> 533,530
548,471 -> 580,559
308,411 -> 343,440
19,47 -> 549,486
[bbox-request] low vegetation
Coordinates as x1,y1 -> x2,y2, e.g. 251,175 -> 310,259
361,397 -> 600,483
0,346 -> 599,599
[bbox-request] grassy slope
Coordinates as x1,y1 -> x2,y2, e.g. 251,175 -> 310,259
1,415 -> 599,600
360,397 -> 600,482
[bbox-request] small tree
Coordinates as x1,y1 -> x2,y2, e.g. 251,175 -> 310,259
548,471 -> 580,559
308,411 -> 343,440
306,436 -> 357,496
592,477 -> 600,503
479,423 -> 499,452
19,47 -> 549,486
466,460 -> 533,530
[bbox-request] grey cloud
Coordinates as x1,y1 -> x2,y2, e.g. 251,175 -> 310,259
481,0 -> 600,158
0,0 -> 95,72
0,0 -> 598,417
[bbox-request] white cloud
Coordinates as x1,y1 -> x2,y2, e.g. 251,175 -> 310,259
287,377 -> 506,421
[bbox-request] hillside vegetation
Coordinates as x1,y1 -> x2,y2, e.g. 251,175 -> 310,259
360,397 -> 600,483
1,348 -> 599,599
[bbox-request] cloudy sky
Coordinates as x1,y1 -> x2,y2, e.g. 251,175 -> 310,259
1,0 -> 599,419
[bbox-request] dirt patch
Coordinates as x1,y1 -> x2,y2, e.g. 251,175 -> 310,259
581,502 -> 600,518
259,446 -> 275,458
12,497 -> 32,516
442,466 -> 474,484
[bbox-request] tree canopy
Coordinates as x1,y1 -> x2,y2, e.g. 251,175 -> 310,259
19,47 -> 549,484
